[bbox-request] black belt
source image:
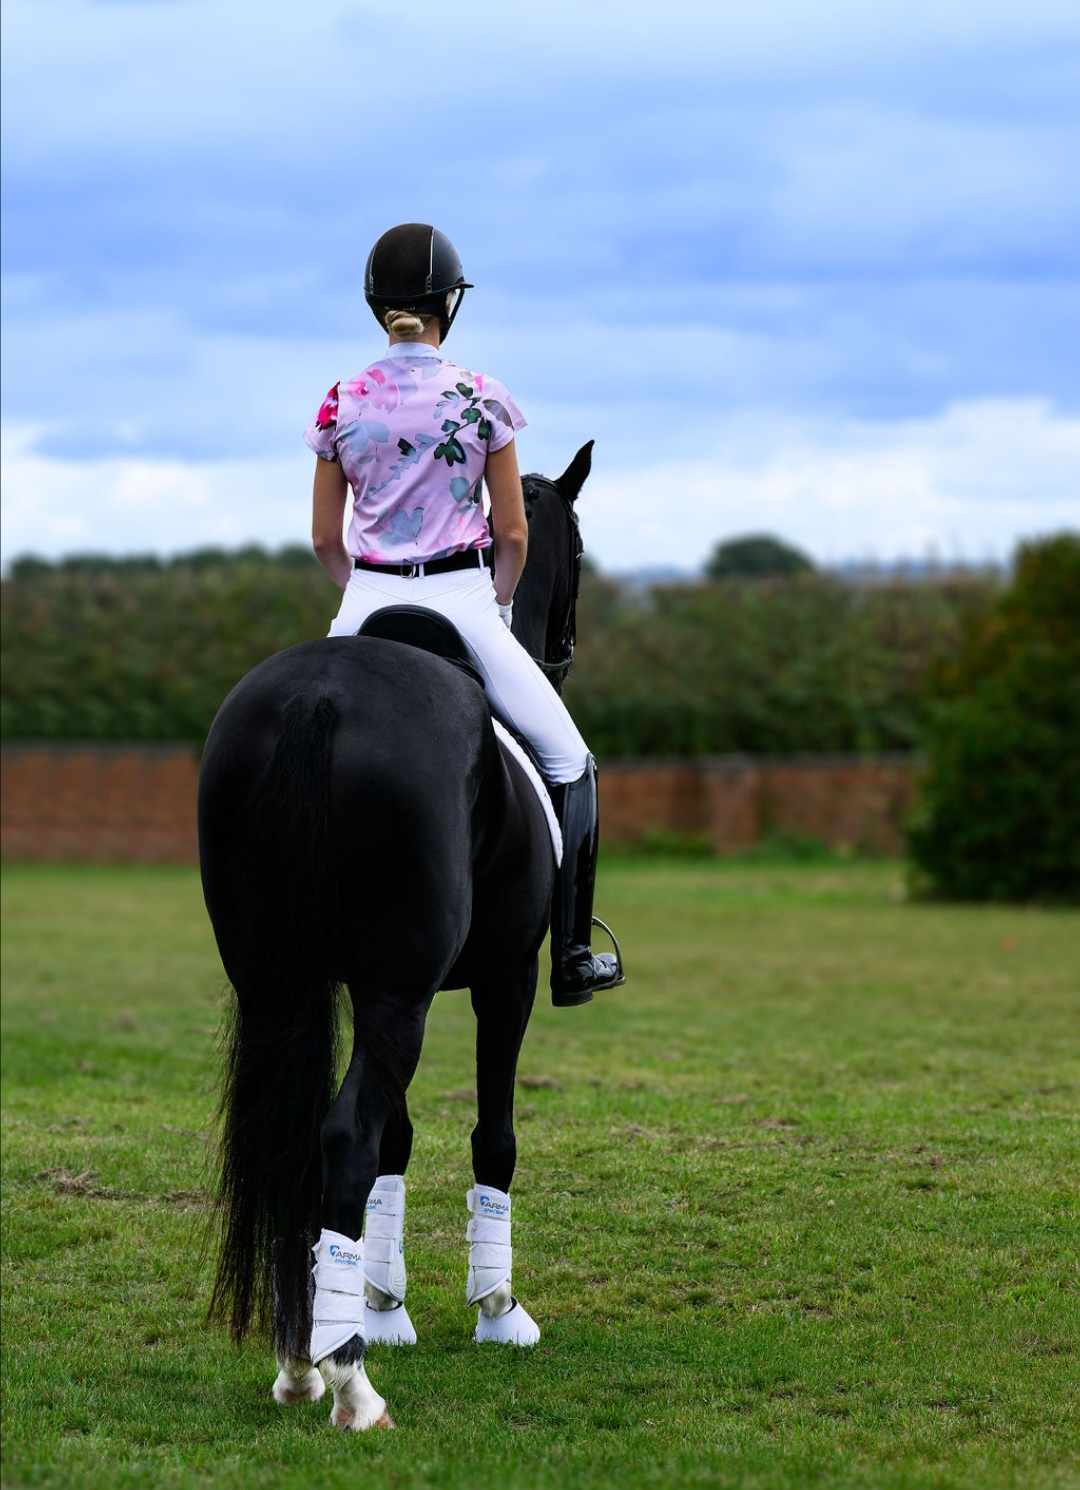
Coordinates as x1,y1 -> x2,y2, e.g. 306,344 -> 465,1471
354,547 -> 493,579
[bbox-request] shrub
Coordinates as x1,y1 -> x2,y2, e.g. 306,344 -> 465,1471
2,551 -> 998,758
0,553 -> 336,743
906,533 -> 1080,903
705,534 -> 814,580
565,571 -> 996,758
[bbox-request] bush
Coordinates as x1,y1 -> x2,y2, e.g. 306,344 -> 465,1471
2,550 -> 998,757
0,552 -> 336,743
705,533 -> 814,580
565,570 -> 996,758
906,533 -> 1080,903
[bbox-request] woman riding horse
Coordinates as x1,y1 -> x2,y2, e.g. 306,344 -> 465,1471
199,223 -> 624,1430
305,222 -> 622,1007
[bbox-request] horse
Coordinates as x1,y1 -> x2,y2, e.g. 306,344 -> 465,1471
197,441 -> 594,1431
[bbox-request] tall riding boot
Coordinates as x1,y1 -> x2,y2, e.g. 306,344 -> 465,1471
549,754 -> 625,1007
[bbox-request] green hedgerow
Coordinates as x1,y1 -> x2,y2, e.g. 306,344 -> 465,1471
907,532 -> 1080,903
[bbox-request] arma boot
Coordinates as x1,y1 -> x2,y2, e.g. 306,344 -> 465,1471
549,754 -> 625,1007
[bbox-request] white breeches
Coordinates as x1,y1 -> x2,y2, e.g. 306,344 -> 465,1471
327,556 -> 589,786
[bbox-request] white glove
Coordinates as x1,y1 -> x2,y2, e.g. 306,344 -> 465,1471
496,599 -> 514,629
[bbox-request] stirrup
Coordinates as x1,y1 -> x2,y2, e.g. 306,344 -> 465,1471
551,916 -> 626,1007
590,916 -> 625,985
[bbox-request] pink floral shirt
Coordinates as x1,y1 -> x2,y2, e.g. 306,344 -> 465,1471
303,341 -> 527,563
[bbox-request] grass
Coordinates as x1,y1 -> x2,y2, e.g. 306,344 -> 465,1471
2,858 -> 1078,1490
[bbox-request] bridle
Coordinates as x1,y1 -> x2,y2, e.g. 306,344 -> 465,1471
521,475 -> 584,692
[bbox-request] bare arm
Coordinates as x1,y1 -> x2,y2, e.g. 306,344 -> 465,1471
485,439 -> 528,605
311,457 -> 352,589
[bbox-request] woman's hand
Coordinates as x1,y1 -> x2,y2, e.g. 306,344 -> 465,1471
496,599 -> 514,628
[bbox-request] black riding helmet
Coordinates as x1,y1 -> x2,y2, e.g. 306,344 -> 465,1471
364,223 -> 473,342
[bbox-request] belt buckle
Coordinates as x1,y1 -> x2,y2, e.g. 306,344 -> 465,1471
404,561 -> 421,579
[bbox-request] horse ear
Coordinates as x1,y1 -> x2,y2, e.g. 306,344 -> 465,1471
555,440 -> 594,503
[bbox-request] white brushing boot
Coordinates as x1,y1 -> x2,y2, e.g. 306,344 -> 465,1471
466,1184 -> 540,1346
308,1229 -> 393,1432
361,1174 -> 417,1346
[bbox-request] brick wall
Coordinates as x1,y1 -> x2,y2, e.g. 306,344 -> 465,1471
1,744 -> 918,863
601,756 -> 918,854
1,744 -> 200,863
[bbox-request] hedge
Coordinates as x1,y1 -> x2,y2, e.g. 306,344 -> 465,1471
2,551 -> 996,756
564,570 -> 995,757
906,532 -> 1080,902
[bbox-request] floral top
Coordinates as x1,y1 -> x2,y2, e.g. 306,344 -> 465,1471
303,341 -> 527,563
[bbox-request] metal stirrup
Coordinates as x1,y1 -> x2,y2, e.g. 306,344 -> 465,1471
591,916 -> 624,977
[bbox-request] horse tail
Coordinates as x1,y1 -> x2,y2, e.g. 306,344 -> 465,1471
208,688 -> 343,1361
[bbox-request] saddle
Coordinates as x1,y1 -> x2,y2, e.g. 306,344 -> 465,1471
354,606 -> 546,778
354,605 -> 561,862
356,606 -> 485,688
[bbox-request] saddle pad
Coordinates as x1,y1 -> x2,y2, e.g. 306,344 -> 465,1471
491,720 -> 562,866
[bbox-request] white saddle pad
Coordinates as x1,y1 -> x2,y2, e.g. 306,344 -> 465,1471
491,720 -> 562,865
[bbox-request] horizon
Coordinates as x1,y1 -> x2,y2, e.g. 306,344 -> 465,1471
2,534 -> 1018,583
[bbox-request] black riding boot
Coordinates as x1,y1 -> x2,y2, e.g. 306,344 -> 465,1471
548,755 -> 625,1007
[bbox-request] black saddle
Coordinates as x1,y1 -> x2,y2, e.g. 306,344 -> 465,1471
354,605 -> 547,781
355,605 -> 484,687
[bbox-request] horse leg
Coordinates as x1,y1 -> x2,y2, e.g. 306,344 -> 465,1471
312,1028 -> 393,1429
377,1099 -> 414,1176
313,993 -> 428,1429
272,1358 -> 325,1405
360,1099 -> 418,1346
467,960 -> 541,1346
271,1271 -> 327,1405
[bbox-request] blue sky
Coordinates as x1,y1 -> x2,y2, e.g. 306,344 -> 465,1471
2,0 -> 1078,570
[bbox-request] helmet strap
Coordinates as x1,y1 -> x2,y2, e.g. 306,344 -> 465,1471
441,287 -> 466,341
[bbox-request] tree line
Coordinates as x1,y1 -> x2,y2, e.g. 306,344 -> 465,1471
2,544 -> 995,755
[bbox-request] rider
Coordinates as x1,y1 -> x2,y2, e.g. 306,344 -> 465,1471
304,222 -> 623,1006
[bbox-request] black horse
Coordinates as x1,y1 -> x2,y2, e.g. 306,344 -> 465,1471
198,443 -> 596,1430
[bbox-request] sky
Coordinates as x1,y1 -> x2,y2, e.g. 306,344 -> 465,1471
2,0 -> 1079,572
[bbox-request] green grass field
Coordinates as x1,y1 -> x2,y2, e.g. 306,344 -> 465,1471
2,859 -> 1078,1490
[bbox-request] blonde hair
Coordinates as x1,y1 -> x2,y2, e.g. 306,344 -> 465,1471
383,307 -> 429,338
383,292 -> 457,340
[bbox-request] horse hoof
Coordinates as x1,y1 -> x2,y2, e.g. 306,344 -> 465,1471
330,1403 -> 395,1432
474,1298 -> 541,1346
272,1367 -> 325,1405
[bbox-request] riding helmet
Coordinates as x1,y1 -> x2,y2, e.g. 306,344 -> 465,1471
364,223 -> 474,341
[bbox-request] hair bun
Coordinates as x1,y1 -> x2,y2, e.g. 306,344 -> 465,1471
384,308 -> 426,337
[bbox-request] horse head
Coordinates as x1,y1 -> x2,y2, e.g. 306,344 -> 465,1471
512,440 -> 593,695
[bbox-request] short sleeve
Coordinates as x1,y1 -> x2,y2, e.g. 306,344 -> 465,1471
303,382 -> 341,461
482,380 -> 527,453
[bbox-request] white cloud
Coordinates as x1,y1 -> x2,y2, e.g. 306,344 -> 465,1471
0,423 -> 299,558
3,399 -> 1076,571
579,399 -> 1080,568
